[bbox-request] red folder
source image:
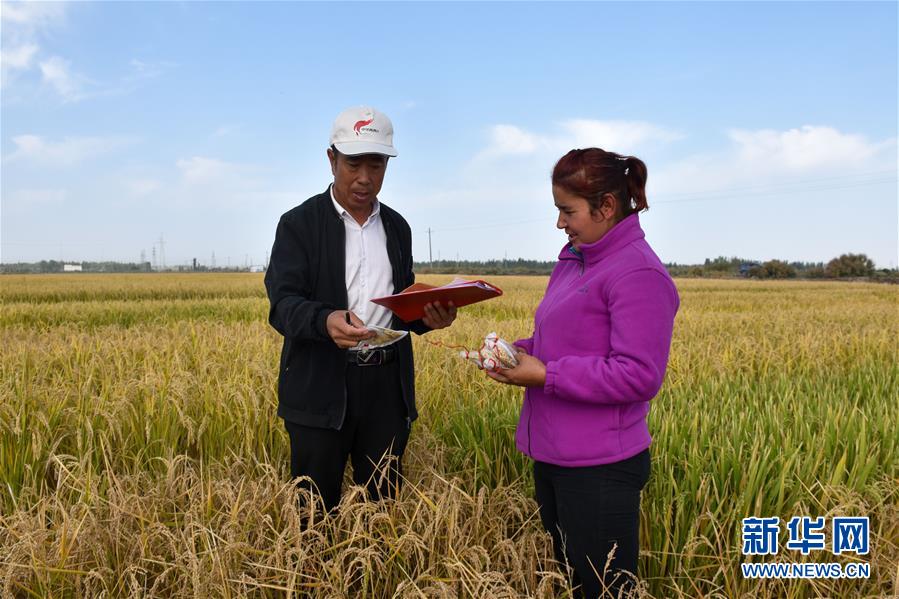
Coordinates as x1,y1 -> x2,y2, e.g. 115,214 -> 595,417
371,278 -> 503,322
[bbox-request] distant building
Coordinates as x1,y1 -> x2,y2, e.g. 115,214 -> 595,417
63,263 -> 83,272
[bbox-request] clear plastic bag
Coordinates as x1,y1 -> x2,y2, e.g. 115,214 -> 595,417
459,332 -> 520,372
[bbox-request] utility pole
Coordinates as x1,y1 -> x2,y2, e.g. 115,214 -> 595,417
428,228 -> 433,265
158,234 -> 166,270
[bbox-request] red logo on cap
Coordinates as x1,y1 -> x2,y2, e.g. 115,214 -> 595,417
353,118 -> 374,135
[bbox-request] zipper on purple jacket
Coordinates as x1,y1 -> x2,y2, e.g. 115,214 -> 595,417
527,394 -> 532,457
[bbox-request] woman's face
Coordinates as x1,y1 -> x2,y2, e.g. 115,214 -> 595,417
553,185 -> 617,249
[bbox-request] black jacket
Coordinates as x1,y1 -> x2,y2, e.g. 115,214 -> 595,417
264,188 -> 429,429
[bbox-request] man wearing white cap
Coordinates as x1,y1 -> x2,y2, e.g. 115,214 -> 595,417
265,106 -> 456,511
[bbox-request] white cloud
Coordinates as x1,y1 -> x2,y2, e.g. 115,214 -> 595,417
8,188 -> 68,205
129,59 -> 155,73
728,126 -> 889,170
1,4 -> 166,102
177,157 -> 230,184
39,56 -> 83,100
1,43 -> 38,70
169,157 -> 284,211
60,58 -> 172,102
0,1 -> 67,86
7,134 -> 134,166
176,156 -> 260,186
480,124 -> 542,157
561,119 -> 682,153
123,58 -> 173,84
1,1 -> 66,28
652,125 -> 897,198
213,124 -> 239,138
236,190 -> 307,206
476,119 -> 681,161
128,179 -> 162,196
417,121 -> 896,265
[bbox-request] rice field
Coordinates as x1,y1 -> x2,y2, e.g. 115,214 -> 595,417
1,273 -> 897,598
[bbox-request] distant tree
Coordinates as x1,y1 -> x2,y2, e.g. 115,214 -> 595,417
704,256 -> 741,273
825,253 -> 874,278
768,260 -> 796,278
871,268 -> 899,284
38,260 -> 63,273
749,260 -> 797,279
806,266 -> 827,279
688,266 -> 705,277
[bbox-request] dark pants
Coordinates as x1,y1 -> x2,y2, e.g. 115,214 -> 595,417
284,359 -> 410,512
534,449 -> 651,599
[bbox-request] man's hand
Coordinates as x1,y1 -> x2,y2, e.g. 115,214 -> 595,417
326,310 -> 376,349
486,351 -> 546,388
422,301 -> 457,330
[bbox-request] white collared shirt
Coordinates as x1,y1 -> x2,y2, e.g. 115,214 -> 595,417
330,186 -> 394,329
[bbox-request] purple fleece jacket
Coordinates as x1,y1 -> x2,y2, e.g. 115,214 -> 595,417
514,214 -> 679,467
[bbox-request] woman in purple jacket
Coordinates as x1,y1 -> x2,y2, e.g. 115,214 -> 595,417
488,148 -> 679,598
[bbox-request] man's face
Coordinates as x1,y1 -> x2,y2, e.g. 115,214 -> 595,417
328,149 -> 388,214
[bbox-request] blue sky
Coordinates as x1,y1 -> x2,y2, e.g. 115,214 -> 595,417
2,1 -> 897,268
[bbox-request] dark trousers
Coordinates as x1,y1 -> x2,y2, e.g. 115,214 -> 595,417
534,449 -> 651,599
284,359 -> 410,512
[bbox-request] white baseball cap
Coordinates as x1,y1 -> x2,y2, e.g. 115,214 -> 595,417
329,106 -> 398,157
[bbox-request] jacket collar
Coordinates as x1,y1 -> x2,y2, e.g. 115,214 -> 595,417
558,213 -> 645,265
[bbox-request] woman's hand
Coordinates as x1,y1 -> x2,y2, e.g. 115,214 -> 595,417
486,351 -> 546,387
